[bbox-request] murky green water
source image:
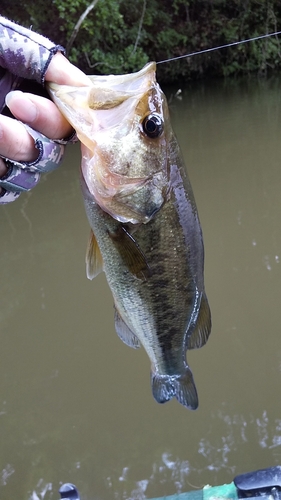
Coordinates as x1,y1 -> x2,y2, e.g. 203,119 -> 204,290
1,74 -> 281,500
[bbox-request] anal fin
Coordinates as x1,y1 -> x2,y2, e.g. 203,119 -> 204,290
114,307 -> 140,349
186,292 -> 211,349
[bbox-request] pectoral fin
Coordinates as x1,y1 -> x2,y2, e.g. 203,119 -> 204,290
85,229 -> 104,280
186,293 -> 212,349
108,225 -> 151,280
114,306 -> 141,349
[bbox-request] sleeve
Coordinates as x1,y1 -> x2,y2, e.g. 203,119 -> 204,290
0,69 -> 17,110
0,16 -> 65,85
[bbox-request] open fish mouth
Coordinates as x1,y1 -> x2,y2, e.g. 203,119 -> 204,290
47,62 -> 157,124
48,61 -> 171,224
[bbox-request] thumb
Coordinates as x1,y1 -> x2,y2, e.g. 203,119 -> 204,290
5,90 -> 73,139
45,53 -> 90,86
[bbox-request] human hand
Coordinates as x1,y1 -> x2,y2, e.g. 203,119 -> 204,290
0,17 -> 90,203
0,53 -> 89,174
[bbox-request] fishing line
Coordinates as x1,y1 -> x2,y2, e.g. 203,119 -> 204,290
156,30 -> 281,65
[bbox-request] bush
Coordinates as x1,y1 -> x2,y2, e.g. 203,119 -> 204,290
2,0 -> 281,83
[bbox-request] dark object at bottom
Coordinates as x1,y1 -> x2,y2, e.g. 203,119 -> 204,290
234,465 -> 281,498
58,465 -> 281,500
59,483 -> 80,500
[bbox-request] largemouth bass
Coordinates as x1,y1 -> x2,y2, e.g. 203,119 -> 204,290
48,63 -> 211,409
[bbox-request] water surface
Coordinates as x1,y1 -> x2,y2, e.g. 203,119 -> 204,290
1,74 -> 281,499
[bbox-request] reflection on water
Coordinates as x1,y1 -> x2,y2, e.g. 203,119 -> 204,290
1,75 -> 281,499
24,407 -> 281,500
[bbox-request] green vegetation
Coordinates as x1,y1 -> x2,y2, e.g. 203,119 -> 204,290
2,0 -> 281,83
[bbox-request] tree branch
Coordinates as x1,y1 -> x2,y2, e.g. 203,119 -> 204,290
66,0 -> 100,56
131,0 -> 146,55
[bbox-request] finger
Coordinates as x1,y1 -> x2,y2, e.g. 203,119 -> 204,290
45,52 -> 90,86
0,157 -> 8,196
0,158 -> 8,177
0,114 -> 38,162
0,117 -> 40,196
0,158 -> 8,195
5,90 -> 73,140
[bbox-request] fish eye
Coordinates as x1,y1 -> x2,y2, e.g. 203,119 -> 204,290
142,114 -> 163,138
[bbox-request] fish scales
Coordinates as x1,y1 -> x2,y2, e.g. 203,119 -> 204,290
82,135 -> 210,409
48,62 -> 211,410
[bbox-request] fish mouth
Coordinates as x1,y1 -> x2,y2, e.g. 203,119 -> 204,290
48,62 -> 168,225
47,62 -> 159,155
48,62 -> 157,114
86,62 -> 157,90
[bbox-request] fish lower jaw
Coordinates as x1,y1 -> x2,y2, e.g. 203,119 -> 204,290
84,169 -> 167,223
89,192 -> 159,224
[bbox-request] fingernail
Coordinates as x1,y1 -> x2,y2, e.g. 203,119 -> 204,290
5,91 -> 38,122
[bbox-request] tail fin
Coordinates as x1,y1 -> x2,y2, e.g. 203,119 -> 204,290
151,368 -> 198,410
174,370 -> 198,410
